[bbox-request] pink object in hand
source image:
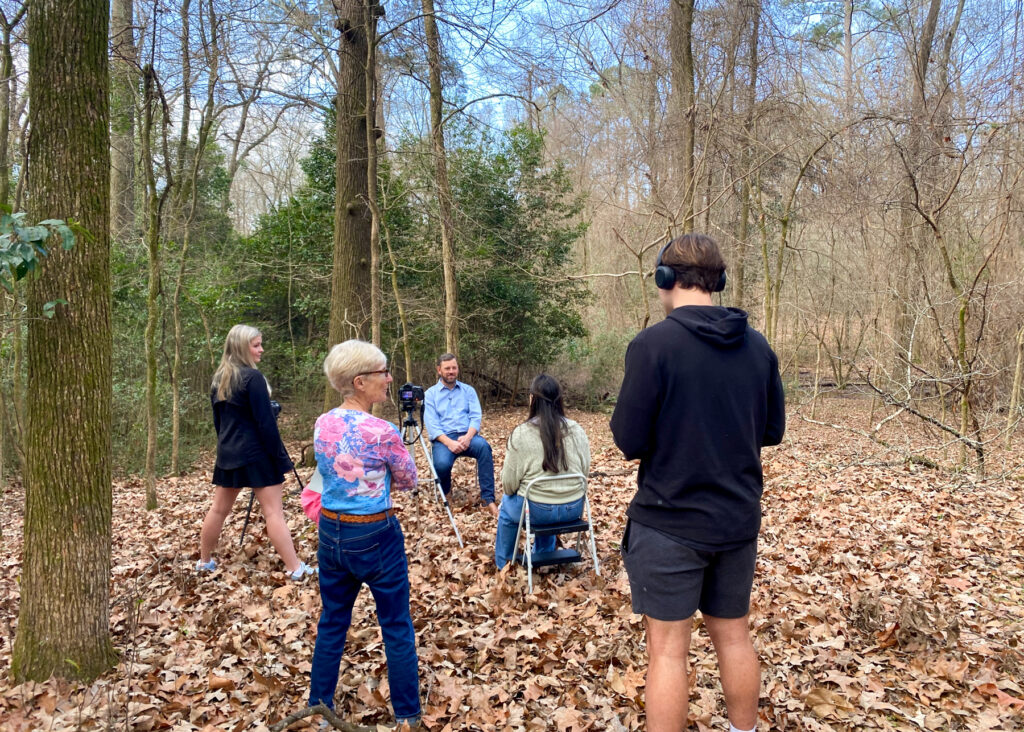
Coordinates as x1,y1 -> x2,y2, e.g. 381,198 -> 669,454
301,470 -> 323,524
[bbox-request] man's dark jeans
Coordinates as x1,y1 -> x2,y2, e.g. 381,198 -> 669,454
431,432 -> 495,504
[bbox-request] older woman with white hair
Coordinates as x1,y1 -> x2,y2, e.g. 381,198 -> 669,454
197,324 -> 315,580
308,339 -> 421,727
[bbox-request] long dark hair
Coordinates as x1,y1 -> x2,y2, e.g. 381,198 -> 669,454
526,373 -> 568,473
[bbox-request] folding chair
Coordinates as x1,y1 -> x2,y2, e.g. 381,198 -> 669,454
512,473 -> 600,593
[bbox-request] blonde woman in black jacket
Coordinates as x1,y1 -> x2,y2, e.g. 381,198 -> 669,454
196,324 -> 315,580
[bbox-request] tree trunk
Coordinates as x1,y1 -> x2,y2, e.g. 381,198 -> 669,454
384,224 -> 413,381
843,0 -> 853,116
365,0 -> 381,349
669,0 -> 696,230
326,0 -> 372,410
0,5 -> 27,209
1007,325 -> 1024,448
173,0 -> 193,213
421,0 -> 459,355
734,0 -> 760,309
894,0 -> 942,381
141,63 -> 168,510
172,0 -> 218,475
364,0 -> 383,417
1,287 -> 26,477
0,9 -> 28,482
109,0 -> 135,240
171,0 -> 193,476
12,0 -> 116,683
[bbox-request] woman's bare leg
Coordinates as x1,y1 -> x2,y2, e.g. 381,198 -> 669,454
200,486 -> 242,562
254,484 -> 301,572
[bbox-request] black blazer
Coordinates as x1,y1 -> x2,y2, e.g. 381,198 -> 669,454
211,367 -> 292,472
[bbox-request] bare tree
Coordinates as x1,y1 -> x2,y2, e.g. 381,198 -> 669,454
421,0 -> 459,355
669,0 -> 695,230
110,0 -> 136,240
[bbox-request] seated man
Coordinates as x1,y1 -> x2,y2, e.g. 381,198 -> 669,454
424,353 -> 499,517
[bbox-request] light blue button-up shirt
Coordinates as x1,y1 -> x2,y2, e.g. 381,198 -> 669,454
424,379 -> 482,441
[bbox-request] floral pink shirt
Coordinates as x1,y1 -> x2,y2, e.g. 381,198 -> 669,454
312,408 -> 417,516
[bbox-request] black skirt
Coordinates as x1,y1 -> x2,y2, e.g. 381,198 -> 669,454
212,454 -> 285,489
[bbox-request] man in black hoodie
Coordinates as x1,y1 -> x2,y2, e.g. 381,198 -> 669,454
610,233 -> 785,732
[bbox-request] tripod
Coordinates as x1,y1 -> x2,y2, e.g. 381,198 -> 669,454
239,462 -> 307,547
401,408 -> 464,548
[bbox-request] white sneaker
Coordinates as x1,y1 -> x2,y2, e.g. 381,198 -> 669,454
288,562 -> 318,581
195,558 -> 216,572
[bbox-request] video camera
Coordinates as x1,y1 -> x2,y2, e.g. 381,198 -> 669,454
398,382 -> 425,414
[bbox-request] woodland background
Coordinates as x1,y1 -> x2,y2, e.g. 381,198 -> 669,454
0,0 -> 1022,728
2,0 -> 1023,479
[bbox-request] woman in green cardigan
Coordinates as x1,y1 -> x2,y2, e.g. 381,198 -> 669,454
494,373 -> 591,568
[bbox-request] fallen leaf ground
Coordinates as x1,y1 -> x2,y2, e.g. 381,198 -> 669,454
1,396 -> 1023,731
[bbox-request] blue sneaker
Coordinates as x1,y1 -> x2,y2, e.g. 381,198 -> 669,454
195,558 -> 216,572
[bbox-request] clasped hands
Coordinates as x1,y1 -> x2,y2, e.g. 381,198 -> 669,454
444,433 -> 473,454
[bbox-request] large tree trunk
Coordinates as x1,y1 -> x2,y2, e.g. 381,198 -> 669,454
365,0 -> 381,349
422,0 -> 459,355
109,0 -> 135,240
669,0 -> 696,231
326,0 -> 372,409
12,0 -> 116,683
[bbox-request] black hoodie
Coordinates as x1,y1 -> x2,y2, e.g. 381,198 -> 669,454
610,306 -> 785,548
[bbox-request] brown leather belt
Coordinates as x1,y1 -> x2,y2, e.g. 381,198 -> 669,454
320,507 -> 396,523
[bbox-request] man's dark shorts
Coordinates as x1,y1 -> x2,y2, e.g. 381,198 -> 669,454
621,519 -> 757,620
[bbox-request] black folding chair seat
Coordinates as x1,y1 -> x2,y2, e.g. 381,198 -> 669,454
512,473 -> 600,593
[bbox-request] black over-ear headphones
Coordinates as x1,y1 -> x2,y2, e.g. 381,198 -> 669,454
654,241 -> 727,292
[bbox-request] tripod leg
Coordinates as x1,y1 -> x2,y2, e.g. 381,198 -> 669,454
419,431 -> 463,548
290,464 -> 306,497
239,489 -> 256,547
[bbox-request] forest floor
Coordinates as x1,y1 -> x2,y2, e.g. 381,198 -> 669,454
1,395 -> 1023,731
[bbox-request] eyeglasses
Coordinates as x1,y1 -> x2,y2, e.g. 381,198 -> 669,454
356,367 -> 390,378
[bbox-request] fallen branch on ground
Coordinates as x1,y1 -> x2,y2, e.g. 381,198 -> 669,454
270,703 -> 377,731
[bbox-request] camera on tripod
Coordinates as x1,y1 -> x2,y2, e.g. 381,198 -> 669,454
399,382 -> 425,415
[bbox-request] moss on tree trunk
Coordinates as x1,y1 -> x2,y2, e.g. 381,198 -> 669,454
12,0 -> 116,683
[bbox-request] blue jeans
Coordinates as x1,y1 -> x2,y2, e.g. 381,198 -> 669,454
431,433 -> 495,504
494,493 -> 585,568
309,514 -> 421,721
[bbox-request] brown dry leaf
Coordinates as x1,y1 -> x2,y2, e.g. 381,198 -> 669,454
253,669 -> 285,693
974,683 -> 1024,709
207,672 -> 237,691
804,687 -> 855,719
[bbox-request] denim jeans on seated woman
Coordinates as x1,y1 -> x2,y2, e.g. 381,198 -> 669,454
494,494 -> 585,569
309,513 -> 421,722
